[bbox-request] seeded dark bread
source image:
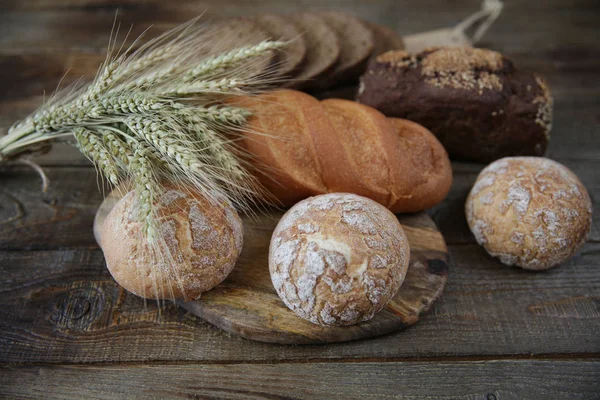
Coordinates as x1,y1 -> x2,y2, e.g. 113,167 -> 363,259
287,12 -> 341,89
312,11 -> 375,89
357,47 -> 553,163
365,22 -> 405,57
254,14 -> 307,77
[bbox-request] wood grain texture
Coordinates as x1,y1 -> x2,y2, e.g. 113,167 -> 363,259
1,243 -> 598,363
94,189 -> 448,344
0,0 -> 599,397
0,167 -> 105,250
1,361 -> 599,399
1,164 -> 597,252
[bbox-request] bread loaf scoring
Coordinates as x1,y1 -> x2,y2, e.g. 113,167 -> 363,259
238,89 -> 452,212
269,193 -> 410,326
357,47 -> 553,163
101,183 -> 243,300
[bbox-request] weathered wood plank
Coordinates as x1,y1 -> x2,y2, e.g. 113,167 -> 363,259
1,360 -> 599,399
1,243 -> 598,363
3,0 -> 599,53
0,163 -> 598,251
0,167 -> 104,250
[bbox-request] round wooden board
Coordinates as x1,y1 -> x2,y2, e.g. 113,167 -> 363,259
95,190 -> 449,344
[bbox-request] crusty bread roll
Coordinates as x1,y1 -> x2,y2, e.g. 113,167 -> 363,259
466,157 -> 592,270
238,89 -> 452,212
101,183 -> 243,300
269,193 -> 410,326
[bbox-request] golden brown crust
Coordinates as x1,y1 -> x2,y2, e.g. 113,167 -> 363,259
466,157 -> 592,270
240,90 -> 329,204
239,90 -> 452,212
269,193 -> 410,326
101,183 -> 243,300
321,98 -> 399,207
387,118 -> 453,213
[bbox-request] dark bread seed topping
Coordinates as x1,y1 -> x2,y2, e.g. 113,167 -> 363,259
357,46 -> 553,162
533,75 -> 553,137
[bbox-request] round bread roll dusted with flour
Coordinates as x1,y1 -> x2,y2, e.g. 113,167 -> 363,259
466,157 -> 592,270
269,193 -> 410,326
101,183 -> 243,301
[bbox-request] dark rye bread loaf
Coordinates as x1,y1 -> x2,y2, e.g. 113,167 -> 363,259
357,47 -> 553,163
288,12 -> 340,89
254,14 -> 307,77
312,11 -> 375,89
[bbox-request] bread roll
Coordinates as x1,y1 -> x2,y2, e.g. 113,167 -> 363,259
357,47 -> 553,163
238,89 -> 452,212
101,183 -> 243,300
466,157 -> 592,270
269,193 -> 410,326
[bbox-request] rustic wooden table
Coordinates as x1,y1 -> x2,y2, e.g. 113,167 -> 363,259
0,1 -> 599,398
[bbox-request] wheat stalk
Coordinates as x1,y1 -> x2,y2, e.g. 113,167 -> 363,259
0,17 -> 286,300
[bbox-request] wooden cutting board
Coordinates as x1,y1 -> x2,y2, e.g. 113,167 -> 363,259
94,190 -> 448,344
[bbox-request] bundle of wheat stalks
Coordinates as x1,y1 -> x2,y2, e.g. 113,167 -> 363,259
0,19 -> 284,243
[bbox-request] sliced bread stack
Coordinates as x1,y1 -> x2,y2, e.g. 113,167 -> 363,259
214,10 -> 404,92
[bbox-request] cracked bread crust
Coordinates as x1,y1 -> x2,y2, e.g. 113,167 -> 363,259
269,193 -> 410,326
466,157 -> 592,270
101,184 -> 243,301
357,47 -> 553,163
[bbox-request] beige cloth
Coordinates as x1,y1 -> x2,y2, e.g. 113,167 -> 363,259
403,0 -> 503,52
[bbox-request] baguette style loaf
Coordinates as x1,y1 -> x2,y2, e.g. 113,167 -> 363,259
238,89 -> 452,212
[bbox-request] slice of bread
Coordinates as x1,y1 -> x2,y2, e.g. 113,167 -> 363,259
254,14 -> 307,77
315,11 -> 375,89
366,22 -> 405,58
288,12 -> 341,89
207,17 -> 276,79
